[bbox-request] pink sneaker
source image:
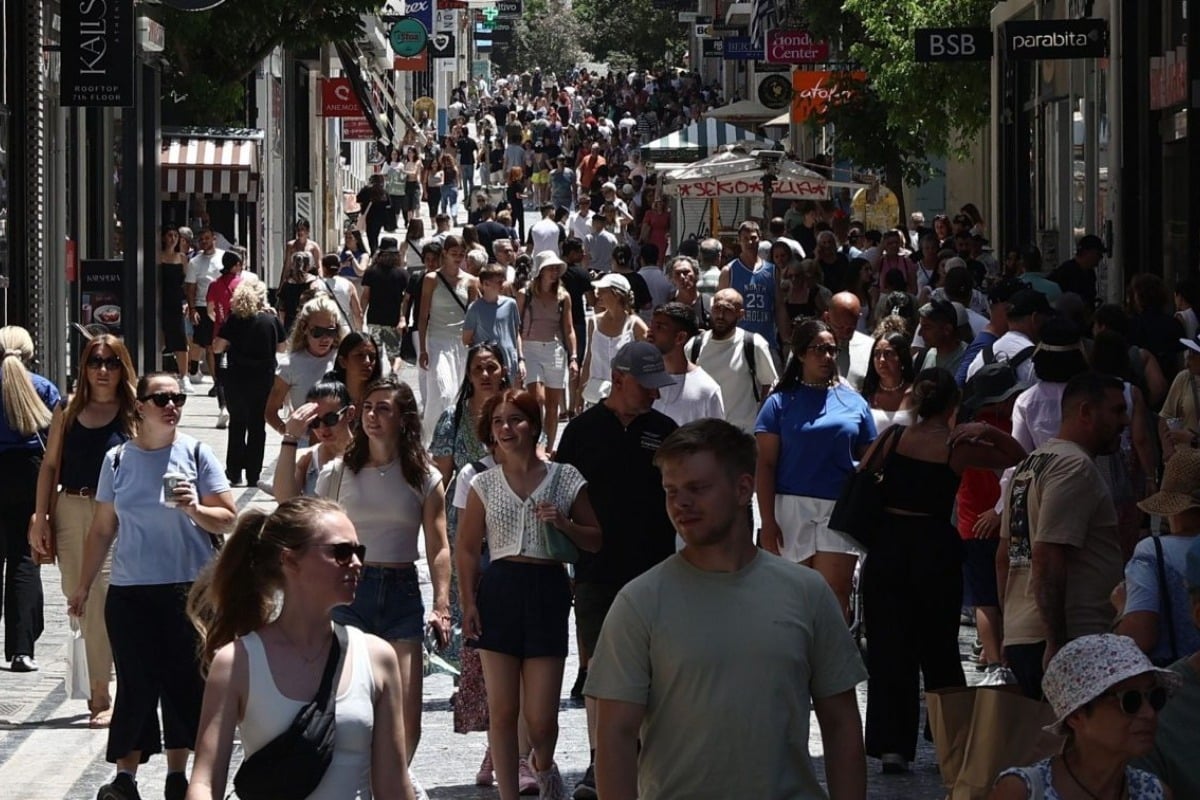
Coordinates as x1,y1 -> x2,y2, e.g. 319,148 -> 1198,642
518,755 -> 540,795
475,748 -> 494,787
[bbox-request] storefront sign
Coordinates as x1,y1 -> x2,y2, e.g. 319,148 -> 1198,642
914,27 -> 991,62
766,30 -> 830,64
390,18 -> 429,57
675,177 -> 827,200
758,74 -> 792,109
61,0 -> 136,107
1150,46 -> 1187,110
320,78 -> 364,117
342,117 -> 376,141
695,23 -> 712,38
80,260 -> 124,335
702,38 -> 723,57
402,0 -> 433,32
435,9 -> 456,32
496,0 -> 521,17
430,32 -> 456,59
1004,18 -> 1107,60
721,36 -> 759,61
394,52 -> 430,69
790,70 -> 865,123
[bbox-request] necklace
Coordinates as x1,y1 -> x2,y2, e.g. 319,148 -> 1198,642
1060,753 -> 1125,800
877,380 -> 906,392
277,628 -> 331,665
800,379 -> 832,389
369,459 -> 398,478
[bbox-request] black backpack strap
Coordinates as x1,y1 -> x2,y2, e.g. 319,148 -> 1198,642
1152,535 -> 1180,663
1008,345 -> 1036,369
190,440 -> 225,551
316,624 -> 351,710
112,442 -> 125,473
743,332 -> 761,403
982,342 -> 997,365
688,335 -> 704,364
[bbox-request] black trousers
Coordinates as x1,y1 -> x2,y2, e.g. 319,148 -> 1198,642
223,368 -> 273,483
0,449 -> 43,660
1004,642 -> 1047,700
863,513 -> 966,761
426,186 -> 442,220
105,583 -> 204,763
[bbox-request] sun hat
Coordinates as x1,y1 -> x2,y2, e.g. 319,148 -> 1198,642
592,273 -> 631,296
962,361 -> 1028,412
529,250 -> 566,283
376,237 -> 399,253
1041,634 -> 1182,735
1179,334 -> 1200,356
1138,448 -> 1200,516
611,341 -> 677,389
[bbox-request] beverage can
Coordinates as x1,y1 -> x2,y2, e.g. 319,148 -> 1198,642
162,472 -> 189,507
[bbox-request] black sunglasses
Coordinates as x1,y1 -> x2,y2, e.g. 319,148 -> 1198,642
308,408 -> 349,430
1101,686 -> 1169,716
308,325 -> 338,339
315,541 -> 366,566
86,356 -> 123,370
139,392 -> 187,408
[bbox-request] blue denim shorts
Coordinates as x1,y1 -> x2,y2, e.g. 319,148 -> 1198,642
333,564 -> 425,642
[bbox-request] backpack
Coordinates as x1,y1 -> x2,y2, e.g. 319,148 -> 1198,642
688,329 -> 762,403
960,342 -> 1035,421
112,439 -> 223,550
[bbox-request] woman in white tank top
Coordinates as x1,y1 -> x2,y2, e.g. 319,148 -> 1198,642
186,497 -> 416,800
580,273 -> 647,405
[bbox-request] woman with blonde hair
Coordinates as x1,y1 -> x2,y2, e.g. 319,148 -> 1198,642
0,326 -> 59,673
580,273 -> 646,405
30,334 -> 134,721
517,251 -> 578,451
214,280 -> 287,487
186,497 -> 416,800
266,296 -> 346,439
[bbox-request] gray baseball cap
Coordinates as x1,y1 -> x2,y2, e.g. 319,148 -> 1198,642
611,341 -> 677,389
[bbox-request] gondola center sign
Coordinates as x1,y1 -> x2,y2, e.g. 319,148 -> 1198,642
766,30 -> 830,64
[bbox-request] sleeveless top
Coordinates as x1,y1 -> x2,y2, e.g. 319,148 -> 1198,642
59,415 -> 129,493
522,292 -> 564,342
403,161 -> 420,182
240,626 -> 376,800
997,758 -> 1165,800
427,272 -> 469,336
161,262 -> 186,307
583,315 -> 636,403
880,450 -> 960,518
727,259 -> 777,343
470,462 -> 587,561
870,407 -> 915,437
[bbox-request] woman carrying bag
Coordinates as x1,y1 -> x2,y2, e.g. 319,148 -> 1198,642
29,334 -> 136,725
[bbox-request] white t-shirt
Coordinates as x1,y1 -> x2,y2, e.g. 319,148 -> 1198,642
186,249 -> 225,307
569,210 -> 594,241
685,330 -> 778,433
652,367 -> 725,426
276,350 -> 338,412
529,218 -> 561,256
965,330 -> 1037,383
317,276 -> 356,325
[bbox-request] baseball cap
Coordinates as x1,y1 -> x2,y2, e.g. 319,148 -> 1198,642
919,299 -> 958,327
592,273 -> 631,296
1006,288 -> 1052,319
611,341 -> 677,389
942,256 -> 968,274
962,361 -> 1028,412
1139,449 -> 1200,516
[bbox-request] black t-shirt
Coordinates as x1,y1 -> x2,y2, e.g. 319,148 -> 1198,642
555,403 -> 678,586
622,271 -> 652,313
488,146 -> 504,173
220,311 -> 286,373
475,219 -> 511,260
559,264 -> 590,332
818,253 -> 851,294
456,137 -> 478,165
1050,258 -> 1097,303
361,265 -> 409,326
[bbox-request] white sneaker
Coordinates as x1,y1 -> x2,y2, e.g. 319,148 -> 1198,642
179,378 -> 196,394
189,372 -> 206,385
409,771 -> 430,800
216,409 -> 230,429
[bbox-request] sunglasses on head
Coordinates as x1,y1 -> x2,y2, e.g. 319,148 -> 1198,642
86,356 -> 122,370
308,408 -> 348,430
315,541 -> 366,566
1100,686 -> 1169,716
139,392 -> 187,408
308,325 -> 338,339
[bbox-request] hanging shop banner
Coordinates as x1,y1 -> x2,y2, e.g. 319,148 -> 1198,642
702,38 -> 723,57
430,32 -> 456,59
342,117 -> 376,140
1149,46 -> 1188,111
674,177 -> 828,201
765,30 -> 831,64
1004,18 -> 1108,60
496,0 -> 522,17
914,27 -> 992,62
61,0 -> 136,107
721,36 -> 761,61
790,70 -> 866,123
390,17 -> 430,57
320,78 -> 365,117
402,0 -> 434,32
394,52 -> 431,70
80,260 -> 124,335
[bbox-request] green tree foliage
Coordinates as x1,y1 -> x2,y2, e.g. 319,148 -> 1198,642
497,0 -> 587,78
572,0 -> 688,68
153,1 -> 379,125
802,0 -> 992,200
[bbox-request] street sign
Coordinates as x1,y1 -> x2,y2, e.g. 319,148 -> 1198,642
430,32 -> 456,59
320,78 -> 364,117
915,27 -> 992,61
1004,18 -> 1107,60
394,52 -> 430,69
720,36 -> 759,61
496,0 -> 522,17
390,17 -> 429,57
765,30 -> 830,64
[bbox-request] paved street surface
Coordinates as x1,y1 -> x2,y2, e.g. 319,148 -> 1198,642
0,368 -> 965,799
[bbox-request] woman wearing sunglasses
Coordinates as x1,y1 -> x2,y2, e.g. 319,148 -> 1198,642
213,280 -> 286,488
315,377 -> 450,792
990,634 -> 1178,800
0,326 -> 61,674
273,380 -> 355,502
266,296 -> 345,441
186,497 -> 416,800
29,335 -> 136,724
69,372 -> 236,800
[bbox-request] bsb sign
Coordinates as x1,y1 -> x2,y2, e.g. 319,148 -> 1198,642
1004,18 -> 1108,60
914,27 -> 992,62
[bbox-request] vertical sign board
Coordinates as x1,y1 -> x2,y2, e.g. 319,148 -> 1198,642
80,260 -> 124,335
61,0 -> 136,107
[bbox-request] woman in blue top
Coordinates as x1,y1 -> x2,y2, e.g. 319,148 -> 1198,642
69,372 -> 236,800
0,325 -> 60,672
755,318 -> 876,619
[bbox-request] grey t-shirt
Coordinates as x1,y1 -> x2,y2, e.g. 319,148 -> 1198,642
277,350 -> 337,412
585,551 -> 867,799
464,296 -> 521,374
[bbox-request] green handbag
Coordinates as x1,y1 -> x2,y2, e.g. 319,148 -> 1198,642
541,465 -> 579,563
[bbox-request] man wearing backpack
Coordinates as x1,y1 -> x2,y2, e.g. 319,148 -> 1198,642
956,278 -> 1023,387
685,288 -> 778,433
964,288 -> 1050,385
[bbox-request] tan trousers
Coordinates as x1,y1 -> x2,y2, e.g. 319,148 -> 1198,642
54,492 -> 113,693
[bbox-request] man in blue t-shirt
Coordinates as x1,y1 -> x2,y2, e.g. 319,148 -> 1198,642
718,221 -> 779,353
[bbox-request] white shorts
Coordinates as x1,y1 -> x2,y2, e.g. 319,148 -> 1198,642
524,339 -> 567,390
774,495 -> 862,563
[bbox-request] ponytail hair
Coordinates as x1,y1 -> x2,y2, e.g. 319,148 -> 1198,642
188,497 -> 345,672
913,367 -> 960,419
0,326 -> 52,435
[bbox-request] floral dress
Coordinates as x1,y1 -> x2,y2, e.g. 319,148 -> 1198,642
997,758 -> 1165,799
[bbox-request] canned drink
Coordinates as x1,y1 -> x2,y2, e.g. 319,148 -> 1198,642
162,472 -> 189,507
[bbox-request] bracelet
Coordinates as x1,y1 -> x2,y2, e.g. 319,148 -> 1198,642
569,356 -> 578,363
517,356 -> 526,362
281,438 -> 299,447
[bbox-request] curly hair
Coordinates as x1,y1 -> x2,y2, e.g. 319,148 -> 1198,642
230,279 -> 267,319
286,296 -> 347,354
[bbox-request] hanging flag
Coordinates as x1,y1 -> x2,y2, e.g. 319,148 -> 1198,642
749,0 -> 781,49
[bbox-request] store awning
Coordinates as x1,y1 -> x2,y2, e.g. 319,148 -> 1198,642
640,119 -> 775,164
160,133 -> 261,200
705,99 -> 780,123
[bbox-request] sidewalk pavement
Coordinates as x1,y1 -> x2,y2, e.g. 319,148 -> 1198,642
0,370 -> 958,799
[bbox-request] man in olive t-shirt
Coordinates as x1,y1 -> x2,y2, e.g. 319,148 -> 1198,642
586,420 -> 867,800
999,373 -> 1127,698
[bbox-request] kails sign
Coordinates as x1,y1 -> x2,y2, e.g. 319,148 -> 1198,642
62,0 -> 136,107
1004,18 -> 1108,60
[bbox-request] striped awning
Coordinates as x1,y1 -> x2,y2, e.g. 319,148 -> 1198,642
640,119 -> 776,164
161,137 -> 260,200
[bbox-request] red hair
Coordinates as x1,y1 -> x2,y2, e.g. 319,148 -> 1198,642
477,389 -> 542,446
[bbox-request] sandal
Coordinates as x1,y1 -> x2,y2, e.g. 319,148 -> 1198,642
88,700 -> 113,729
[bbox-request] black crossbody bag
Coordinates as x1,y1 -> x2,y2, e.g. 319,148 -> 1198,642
234,624 -> 349,800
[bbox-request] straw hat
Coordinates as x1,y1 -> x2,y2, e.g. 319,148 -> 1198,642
1138,448 -> 1200,516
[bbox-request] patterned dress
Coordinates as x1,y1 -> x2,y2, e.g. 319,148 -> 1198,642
997,758 -> 1165,799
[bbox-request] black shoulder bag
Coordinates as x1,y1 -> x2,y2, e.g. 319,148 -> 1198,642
233,623 -> 350,800
828,424 -> 905,552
